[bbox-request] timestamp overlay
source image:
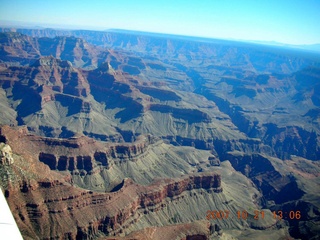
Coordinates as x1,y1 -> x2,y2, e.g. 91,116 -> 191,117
206,209 -> 301,221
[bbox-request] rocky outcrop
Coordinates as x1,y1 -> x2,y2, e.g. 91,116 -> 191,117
137,86 -> 181,101
0,143 -> 14,165
149,104 -> 211,123
208,156 -> 220,166
0,125 -> 158,175
139,174 -> 222,207
0,32 -> 41,65
38,153 -> 93,172
36,134 -> 157,174
32,56 -> 73,68
31,56 -> 91,98
214,138 -> 274,159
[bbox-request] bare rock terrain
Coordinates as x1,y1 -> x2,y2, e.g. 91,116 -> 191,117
0,28 -> 320,239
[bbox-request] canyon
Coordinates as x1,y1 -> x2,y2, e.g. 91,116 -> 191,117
0,28 -> 320,239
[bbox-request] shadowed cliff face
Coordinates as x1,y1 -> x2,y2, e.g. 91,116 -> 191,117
224,152 -> 305,204
1,29 -> 320,240
39,154 -> 94,172
37,135 -> 155,174
258,124 -> 320,160
149,104 -> 211,124
137,86 -> 181,101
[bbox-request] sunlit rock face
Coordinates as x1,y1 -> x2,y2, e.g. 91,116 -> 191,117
0,143 -> 14,165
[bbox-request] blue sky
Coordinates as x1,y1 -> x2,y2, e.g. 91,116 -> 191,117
0,0 -> 319,45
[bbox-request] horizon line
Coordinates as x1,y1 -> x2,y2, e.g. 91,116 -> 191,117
1,20 -> 320,48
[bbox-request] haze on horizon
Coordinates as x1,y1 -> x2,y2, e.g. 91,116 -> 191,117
0,0 -> 320,45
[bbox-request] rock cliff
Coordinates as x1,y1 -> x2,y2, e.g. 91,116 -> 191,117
5,172 -> 222,239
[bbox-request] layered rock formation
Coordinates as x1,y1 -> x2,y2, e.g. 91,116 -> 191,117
37,135 -> 156,173
2,31 -> 318,163
1,29 -> 320,239
7,172 -> 222,239
0,125 -> 285,239
0,32 -> 103,69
